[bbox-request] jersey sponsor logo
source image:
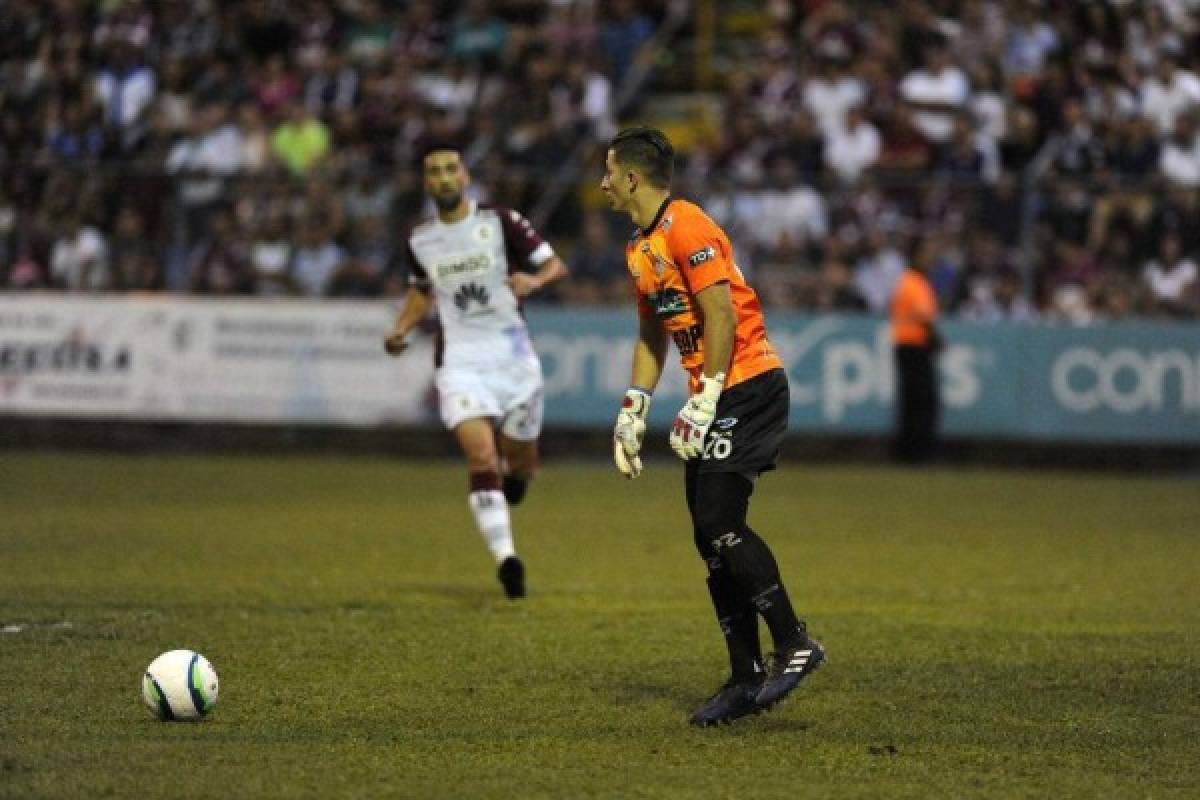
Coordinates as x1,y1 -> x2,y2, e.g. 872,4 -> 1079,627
688,245 -> 716,267
671,322 -> 703,355
435,253 -> 491,280
640,243 -> 672,277
714,416 -> 738,430
453,281 -> 492,313
647,289 -> 689,319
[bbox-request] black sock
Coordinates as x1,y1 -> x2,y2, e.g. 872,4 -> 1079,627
502,474 -> 528,505
706,568 -> 763,681
720,527 -> 808,651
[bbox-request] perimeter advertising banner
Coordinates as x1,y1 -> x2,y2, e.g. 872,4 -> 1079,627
0,295 -> 433,425
1,295 -> 1197,443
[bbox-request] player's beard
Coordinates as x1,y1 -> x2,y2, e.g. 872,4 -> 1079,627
432,191 -> 462,212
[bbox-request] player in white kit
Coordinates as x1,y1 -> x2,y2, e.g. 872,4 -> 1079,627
384,144 -> 568,599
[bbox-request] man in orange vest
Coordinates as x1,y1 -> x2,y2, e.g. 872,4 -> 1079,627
891,236 -> 942,463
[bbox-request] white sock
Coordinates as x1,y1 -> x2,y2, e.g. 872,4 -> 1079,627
468,490 -> 515,563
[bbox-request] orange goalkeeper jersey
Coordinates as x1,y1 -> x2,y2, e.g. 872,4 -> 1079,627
624,197 -> 782,392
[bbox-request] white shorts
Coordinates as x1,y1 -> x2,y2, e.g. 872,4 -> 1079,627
436,358 -> 544,441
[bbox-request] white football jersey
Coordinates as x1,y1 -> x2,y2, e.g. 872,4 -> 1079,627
407,202 -> 555,367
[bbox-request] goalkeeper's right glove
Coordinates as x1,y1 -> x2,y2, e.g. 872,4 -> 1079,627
613,388 -> 651,479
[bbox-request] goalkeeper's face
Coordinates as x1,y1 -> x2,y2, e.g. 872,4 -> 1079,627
424,150 -> 468,212
601,149 -> 633,213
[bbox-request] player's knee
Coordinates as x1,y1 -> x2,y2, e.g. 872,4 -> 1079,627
692,473 -> 753,541
691,502 -> 744,544
464,448 -> 499,474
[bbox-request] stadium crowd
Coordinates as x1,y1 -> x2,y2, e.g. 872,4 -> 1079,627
0,0 -> 1197,322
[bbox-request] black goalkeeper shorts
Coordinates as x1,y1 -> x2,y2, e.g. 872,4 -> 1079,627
696,367 -> 789,477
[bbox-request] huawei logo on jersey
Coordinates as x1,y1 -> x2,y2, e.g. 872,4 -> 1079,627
453,281 -> 491,311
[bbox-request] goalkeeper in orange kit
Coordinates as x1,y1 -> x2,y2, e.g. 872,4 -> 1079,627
600,127 -> 824,726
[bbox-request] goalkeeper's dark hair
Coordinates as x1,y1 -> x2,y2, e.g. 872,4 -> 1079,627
609,127 -> 675,188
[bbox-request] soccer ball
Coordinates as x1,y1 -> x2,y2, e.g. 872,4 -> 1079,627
141,649 -> 219,721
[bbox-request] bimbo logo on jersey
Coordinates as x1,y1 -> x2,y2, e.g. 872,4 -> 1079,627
435,253 -> 491,280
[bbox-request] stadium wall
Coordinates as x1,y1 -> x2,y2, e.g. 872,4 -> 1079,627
1,294 -> 1197,450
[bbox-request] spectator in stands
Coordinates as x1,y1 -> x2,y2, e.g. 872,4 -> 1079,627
290,221 -> 345,296
270,101 -> 331,176
304,50 -> 359,118
938,113 -> 987,179
899,39 -> 970,147
824,104 -> 881,185
188,210 -> 253,295
559,211 -> 626,305
878,103 -> 933,174
1139,52 -> 1200,136
44,100 -> 107,162
855,229 -> 907,314
249,214 -> 295,296
772,108 -> 825,184
1159,111 -> 1200,188
1004,1 -> 1059,87
349,215 -> 397,282
343,167 -> 394,224
93,40 -> 156,153
1142,233 -> 1199,317
165,102 -> 243,246
802,45 -> 866,141
814,256 -> 868,312
108,207 -> 160,290
49,212 -> 111,291
449,0 -> 508,69
752,155 -> 828,266
600,0 -> 654,89
395,0 -> 447,69
237,102 -> 273,173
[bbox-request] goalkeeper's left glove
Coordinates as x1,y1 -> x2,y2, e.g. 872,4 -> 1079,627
669,372 -> 724,460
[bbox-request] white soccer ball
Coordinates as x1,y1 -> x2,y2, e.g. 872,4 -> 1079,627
141,649 -> 219,721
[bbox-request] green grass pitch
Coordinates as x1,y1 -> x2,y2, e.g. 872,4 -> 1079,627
1,451 -> 1198,799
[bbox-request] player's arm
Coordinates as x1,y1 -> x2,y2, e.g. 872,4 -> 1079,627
664,212 -> 739,459
631,308 -> 668,391
693,281 -> 735,381
613,309 -> 667,480
499,207 -> 568,298
666,281 -> 733,459
383,286 -> 431,355
509,255 -> 568,298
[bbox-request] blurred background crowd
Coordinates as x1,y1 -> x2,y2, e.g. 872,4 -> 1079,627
0,0 -> 1198,322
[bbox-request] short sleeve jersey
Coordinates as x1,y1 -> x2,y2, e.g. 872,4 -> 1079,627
890,267 -> 938,347
624,198 -> 783,392
407,202 -> 555,366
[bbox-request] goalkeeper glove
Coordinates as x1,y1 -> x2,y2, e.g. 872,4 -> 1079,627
613,388 -> 651,479
669,373 -> 724,460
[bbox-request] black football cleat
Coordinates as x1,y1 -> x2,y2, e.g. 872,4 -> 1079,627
754,639 -> 825,710
497,556 -> 526,599
689,676 -> 765,727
